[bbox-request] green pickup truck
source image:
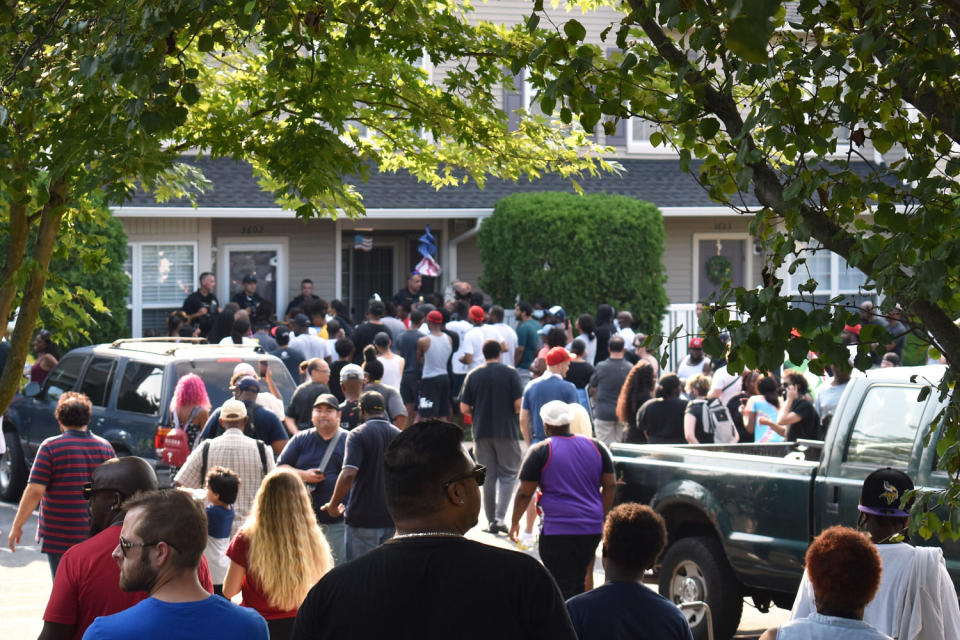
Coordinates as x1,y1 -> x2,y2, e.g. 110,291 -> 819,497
612,364 -> 960,640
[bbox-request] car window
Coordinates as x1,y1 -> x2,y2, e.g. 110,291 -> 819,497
43,355 -> 86,400
174,359 -> 296,411
116,362 -> 164,415
79,357 -> 116,407
844,384 -> 926,467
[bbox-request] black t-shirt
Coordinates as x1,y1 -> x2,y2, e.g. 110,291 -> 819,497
286,294 -> 320,317
727,392 -> 749,443
392,288 -> 424,308
351,321 -> 384,364
339,399 -> 361,431
285,381 -> 330,428
566,581 -> 694,640
231,291 -> 265,316
342,418 -> 400,528
396,329 -> 423,376
460,362 -> 523,440
329,361 -> 349,402
182,290 -> 220,335
292,537 -> 577,640
276,345 -> 306,381
684,399 -> 714,444
519,434 -> 615,482
635,397 -> 688,444
565,361 -> 595,389
786,398 -> 821,441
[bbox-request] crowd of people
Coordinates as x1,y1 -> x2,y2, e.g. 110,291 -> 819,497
5,273 -> 957,640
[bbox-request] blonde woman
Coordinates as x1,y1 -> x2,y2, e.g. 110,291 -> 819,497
224,468 -> 333,639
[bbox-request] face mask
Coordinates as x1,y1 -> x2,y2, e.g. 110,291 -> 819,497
532,309 -> 544,319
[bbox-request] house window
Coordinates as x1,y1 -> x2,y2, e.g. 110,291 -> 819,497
782,243 -> 873,310
125,242 -> 197,337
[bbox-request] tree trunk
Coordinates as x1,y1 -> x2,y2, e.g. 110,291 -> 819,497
0,178 -> 67,417
0,201 -> 29,331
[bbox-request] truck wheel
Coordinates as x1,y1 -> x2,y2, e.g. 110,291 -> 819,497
0,429 -> 28,503
658,536 -> 743,640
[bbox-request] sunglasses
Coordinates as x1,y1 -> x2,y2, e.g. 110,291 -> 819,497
442,464 -> 486,489
82,482 -> 125,501
117,535 -> 160,557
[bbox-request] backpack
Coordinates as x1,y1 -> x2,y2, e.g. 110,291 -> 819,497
700,397 -> 738,443
158,405 -> 202,468
199,437 -> 269,481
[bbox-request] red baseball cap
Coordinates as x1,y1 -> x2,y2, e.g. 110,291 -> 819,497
426,310 -> 444,324
545,346 -> 572,366
469,305 -> 485,322
688,337 -> 703,349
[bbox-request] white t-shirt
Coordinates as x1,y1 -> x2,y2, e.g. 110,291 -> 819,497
618,327 -> 637,352
494,322 -> 518,368
290,333 -> 329,361
447,320 -> 473,375
377,354 -> 404,389
710,365 -> 742,405
462,324 -> 503,372
568,333 -> 597,366
791,542 -> 960,639
218,336 -> 256,346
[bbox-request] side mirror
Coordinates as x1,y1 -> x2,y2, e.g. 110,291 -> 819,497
23,382 -> 41,398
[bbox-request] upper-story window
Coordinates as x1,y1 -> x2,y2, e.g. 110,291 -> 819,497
782,242 -> 874,310
349,52 -> 432,141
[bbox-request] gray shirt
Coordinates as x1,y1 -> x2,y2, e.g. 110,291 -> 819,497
364,381 -> 408,422
422,333 -> 453,379
589,358 -> 633,421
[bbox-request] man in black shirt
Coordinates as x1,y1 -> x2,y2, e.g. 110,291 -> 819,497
760,370 -> 822,441
351,300 -> 386,364
285,278 -> 320,318
284,358 -> 331,434
395,309 -> 425,418
392,272 -> 423,308
337,364 -> 364,431
182,272 -> 220,337
273,327 -> 305,382
293,420 -> 576,640
459,339 -> 524,534
231,274 -> 265,317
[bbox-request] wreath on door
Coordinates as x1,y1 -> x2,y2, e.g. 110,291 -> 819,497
706,254 -> 733,284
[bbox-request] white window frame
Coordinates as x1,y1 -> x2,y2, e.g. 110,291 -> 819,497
348,51 -> 432,143
125,241 -> 199,338
781,242 -> 869,299
217,238 -> 289,315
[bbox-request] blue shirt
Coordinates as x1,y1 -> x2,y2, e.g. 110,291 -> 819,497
206,504 -> 234,539
521,374 -> 578,442
277,428 -> 347,524
83,595 -> 268,640
566,581 -> 693,640
199,405 -> 288,448
342,418 -> 400,528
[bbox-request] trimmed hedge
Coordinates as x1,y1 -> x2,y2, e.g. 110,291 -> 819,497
478,192 -> 668,333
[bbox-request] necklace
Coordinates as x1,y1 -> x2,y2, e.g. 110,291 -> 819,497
392,531 -> 463,540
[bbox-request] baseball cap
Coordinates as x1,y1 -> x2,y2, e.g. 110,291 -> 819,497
540,400 -> 574,426
469,305 -> 485,322
230,376 -> 260,393
359,390 -> 386,414
292,313 -> 311,327
548,305 -> 566,321
242,274 -> 257,284
545,346 -> 572,366
340,363 -> 364,382
426,310 -> 444,324
220,399 -> 248,420
689,337 -> 703,349
232,362 -> 257,378
858,468 -> 914,518
313,393 -> 340,410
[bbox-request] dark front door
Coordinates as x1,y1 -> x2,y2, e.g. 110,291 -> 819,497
698,238 -> 745,302
344,245 -> 394,319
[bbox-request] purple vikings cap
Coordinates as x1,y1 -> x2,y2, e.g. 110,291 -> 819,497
858,467 -> 914,517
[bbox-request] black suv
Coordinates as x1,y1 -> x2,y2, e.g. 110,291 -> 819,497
1,338 -> 297,500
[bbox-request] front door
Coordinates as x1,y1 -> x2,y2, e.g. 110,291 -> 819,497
696,237 -> 746,302
342,244 -> 395,319
220,242 -> 287,316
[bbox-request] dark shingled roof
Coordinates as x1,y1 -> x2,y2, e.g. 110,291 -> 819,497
122,157 -> 741,210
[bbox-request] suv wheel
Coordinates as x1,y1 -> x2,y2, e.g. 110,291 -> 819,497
1,429 -> 28,503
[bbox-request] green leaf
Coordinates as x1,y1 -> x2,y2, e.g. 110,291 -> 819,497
140,111 -> 164,132
783,179 -> 804,200
180,83 -> 200,105
872,129 -> 894,154
563,19 -> 586,43
699,118 -> 721,139
727,18 -> 769,64
197,34 -> 215,52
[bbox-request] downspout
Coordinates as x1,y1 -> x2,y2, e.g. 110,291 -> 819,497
447,217 -> 484,290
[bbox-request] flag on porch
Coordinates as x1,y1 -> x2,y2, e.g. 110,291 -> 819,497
414,225 -> 441,276
354,234 -> 373,252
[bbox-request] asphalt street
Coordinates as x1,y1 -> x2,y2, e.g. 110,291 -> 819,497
0,497 -> 787,640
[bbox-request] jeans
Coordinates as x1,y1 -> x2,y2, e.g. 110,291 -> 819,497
344,525 -> 395,562
320,520 -> 347,566
594,419 -> 623,447
538,534 -> 601,600
474,437 -> 521,525
47,552 -> 62,579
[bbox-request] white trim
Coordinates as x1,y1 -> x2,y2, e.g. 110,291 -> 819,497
625,118 -> 676,156
217,237 -> 289,312
691,233 -> 753,302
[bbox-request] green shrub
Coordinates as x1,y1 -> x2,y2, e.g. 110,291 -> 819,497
478,192 -> 668,333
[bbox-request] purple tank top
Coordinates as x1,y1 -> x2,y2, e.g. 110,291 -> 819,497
539,435 -> 604,535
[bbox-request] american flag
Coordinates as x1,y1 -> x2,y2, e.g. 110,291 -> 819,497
354,234 -> 373,252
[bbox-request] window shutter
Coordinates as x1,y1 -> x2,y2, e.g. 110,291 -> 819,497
503,72 -> 524,132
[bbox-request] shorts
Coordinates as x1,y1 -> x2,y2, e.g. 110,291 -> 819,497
399,373 -> 420,405
419,375 -> 451,417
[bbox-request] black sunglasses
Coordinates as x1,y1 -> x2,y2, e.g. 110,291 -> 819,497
442,464 -> 486,488
82,482 -> 125,501
117,535 -> 179,557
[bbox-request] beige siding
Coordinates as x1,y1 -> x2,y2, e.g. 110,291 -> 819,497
120,217 -> 199,239
457,235 -> 485,296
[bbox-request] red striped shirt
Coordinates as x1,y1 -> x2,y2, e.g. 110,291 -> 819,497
28,430 -> 115,554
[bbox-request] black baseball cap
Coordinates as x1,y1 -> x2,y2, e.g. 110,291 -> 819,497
359,391 -> 386,414
858,467 -> 914,517
313,394 -> 340,410
242,274 -> 257,284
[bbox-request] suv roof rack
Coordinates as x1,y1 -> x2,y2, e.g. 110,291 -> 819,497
107,338 -> 266,357
109,337 -> 209,347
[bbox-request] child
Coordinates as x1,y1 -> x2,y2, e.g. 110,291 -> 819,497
204,466 -> 239,596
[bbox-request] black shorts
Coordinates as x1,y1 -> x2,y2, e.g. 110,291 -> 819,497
419,375 -> 451,417
399,373 -> 420,405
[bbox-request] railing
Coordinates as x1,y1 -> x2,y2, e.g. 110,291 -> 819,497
659,303 -> 700,373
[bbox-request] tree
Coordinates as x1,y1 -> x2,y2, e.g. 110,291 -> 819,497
0,0 -> 614,416
478,192 -> 668,332
516,0 -> 960,538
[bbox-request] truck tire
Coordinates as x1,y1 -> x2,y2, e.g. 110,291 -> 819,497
658,535 -> 743,640
0,429 -> 28,503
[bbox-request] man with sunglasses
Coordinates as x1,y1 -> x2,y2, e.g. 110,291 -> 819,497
40,457 -> 214,640
510,400 -> 616,600
84,489 -> 267,640
293,420 -> 576,640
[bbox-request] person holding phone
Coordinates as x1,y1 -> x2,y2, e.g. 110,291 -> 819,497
277,394 -> 348,565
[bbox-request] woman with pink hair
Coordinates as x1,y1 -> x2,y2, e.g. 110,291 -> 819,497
170,373 -> 211,449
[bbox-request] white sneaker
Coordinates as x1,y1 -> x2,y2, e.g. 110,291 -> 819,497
518,531 -> 536,550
